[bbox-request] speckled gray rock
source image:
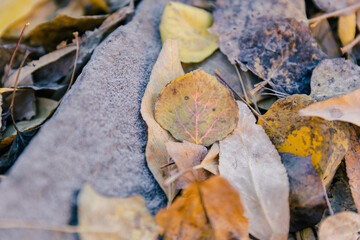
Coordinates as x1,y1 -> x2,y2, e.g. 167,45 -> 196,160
0,0 -> 167,239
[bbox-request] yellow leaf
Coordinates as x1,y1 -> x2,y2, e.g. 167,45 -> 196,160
159,2 -> 218,63
140,39 -> 184,201
258,94 -> 349,186
338,13 -> 356,46
0,0 -> 44,37
156,176 -> 249,240
78,183 -> 160,240
154,69 -> 239,146
300,88 -> 360,127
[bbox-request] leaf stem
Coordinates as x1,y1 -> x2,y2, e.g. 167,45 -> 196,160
340,34 -> 360,54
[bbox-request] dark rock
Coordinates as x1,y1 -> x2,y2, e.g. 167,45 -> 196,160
0,0 -> 167,239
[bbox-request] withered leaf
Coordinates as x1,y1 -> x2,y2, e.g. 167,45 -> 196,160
338,13 -> 356,46
78,183 -> 160,240
166,141 -> 209,189
154,69 -> 239,146
140,39 -> 184,201
258,95 -> 349,186
156,176 -> 249,240
201,141 -> 219,175
159,2 -> 218,63
310,58 -> 360,101
300,88 -> 360,127
319,211 -> 360,240
345,127 -> 360,212
219,101 -> 290,240
279,152 -> 326,232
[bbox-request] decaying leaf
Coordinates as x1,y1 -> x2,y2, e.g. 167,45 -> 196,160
259,95 -> 349,185
345,127 -> 360,212
201,141 -> 219,175
0,98 -> 58,151
219,101 -> 290,240
155,69 -> 239,146
27,14 -> 106,50
318,211 -> 360,240
310,58 -> 360,101
300,88 -> 360,127
338,13 -> 357,46
159,2 -> 218,63
156,176 -> 249,240
3,89 -> 36,121
279,152 -> 326,232
78,183 -> 160,240
166,141 -> 209,189
140,39 -> 184,201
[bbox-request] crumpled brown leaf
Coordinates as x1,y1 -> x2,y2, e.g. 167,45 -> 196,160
78,183 -> 161,240
166,141 -> 209,189
156,176 -> 249,240
310,58 -> 360,101
140,39 -> 184,201
318,211 -> 360,240
219,101 -> 290,240
345,127 -> 360,212
300,88 -> 360,127
279,152 -> 326,232
259,95 -> 349,186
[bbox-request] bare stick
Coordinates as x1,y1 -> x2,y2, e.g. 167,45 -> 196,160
341,34 -> 360,54
308,2 -> 360,24
3,23 -> 29,83
233,65 -> 250,103
322,183 -> 334,216
66,32 -> 79,94
10,51 -> 30,132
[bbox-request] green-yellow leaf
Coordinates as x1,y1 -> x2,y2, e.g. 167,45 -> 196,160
159,1 -> 218,63
154,69 -> 239,146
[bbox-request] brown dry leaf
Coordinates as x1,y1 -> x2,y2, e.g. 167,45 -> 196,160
3,45 -> 76,88
219,101 -> 290,240
259,95 -> 349,186
338,13 -> 357,46
140,39 -> 184,201
166,141 -> 209,189
279,153 -> 326,232
318,211 -> 360,240
345,127 -> 360,212
201,142 -> 219,175
300,88 -> 360,127
310,58 -> 360,101
78,183 -> 160,240
154,69 -> 239,146
156,176 -> 249,240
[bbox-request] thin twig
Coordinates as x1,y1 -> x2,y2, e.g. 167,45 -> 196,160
322,183 -> 334,216
0,220 -> 119,234
308,2 -> 360,24
341,34 -> 360,54
10,51 -> 30,132
3,23 -> 29,83
233,65 -> 250,103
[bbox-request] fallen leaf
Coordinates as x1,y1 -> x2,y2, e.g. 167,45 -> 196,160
201,141 -> 219,175
78,183 -> 160,240
155,69 -> 239,146
27,14 -> 106,51
297,228 -> 317,240
279,152 -> 326,232
0,0 -> 43,36
313,0 -> 358,12
156,176 -> 249,240
159,2 -> 218,63
3,89 -> 36,121
219,101 -> 290,240
140,39 -> 184,201
166,141 -> 209,189
259,94 -> 349,185
106,0 -> 132,12
345,127 -> 360,212
318,211 -> 360,240
0,98 -> 58,151
300,88 -> 360,127
338,13 -> 356,46
188,0 -> 215,10
309,58 -> 360,101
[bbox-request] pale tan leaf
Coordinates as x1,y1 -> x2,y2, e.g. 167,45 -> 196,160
78,183 -> 160,240
300,88 -> 360,127
219,101 -> 290,240
201,142 -> 219,175
319,211 -> 360,240
140,39 -> 184,201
